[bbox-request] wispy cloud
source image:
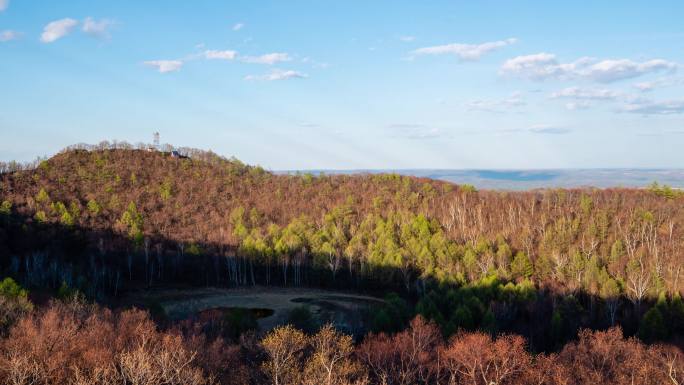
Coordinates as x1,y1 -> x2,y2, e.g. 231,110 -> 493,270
0,30 -> 20,42
82,17 -> 114,39
564,101 -> 592,111
204,49 -> 238,60
143,60 -> 183,73
466,92 -> 525,112
501,53 -> 677,83
633,77 -> 683,92
241,53 -> 292,65
411,38 -> 517,61
528,124 -> 571,134
620,99 -> 684,115
40,18 -> 79,43
550,86 -> 621,100
232,23 -> 244,31
244,69 -> 306,81
399,36 -> 416,42
0,0 -> 8,12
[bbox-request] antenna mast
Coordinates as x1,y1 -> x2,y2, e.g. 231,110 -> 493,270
153,132 -> 160,149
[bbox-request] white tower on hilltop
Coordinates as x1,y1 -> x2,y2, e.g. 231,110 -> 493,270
153,132 -> 160,150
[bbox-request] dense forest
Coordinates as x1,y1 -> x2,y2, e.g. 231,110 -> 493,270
0,141 -> 683,383
0,283 -> 682,385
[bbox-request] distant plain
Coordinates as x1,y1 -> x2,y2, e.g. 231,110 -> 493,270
282,169 -> 684,190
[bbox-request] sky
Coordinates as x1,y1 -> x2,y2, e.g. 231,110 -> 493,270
1,1 -> 684,170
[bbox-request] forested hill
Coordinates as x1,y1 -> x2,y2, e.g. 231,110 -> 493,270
1,145 -> 683,292
1,144 -> 684,344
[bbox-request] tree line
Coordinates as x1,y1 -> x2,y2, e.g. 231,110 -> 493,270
0,283 -> 681,385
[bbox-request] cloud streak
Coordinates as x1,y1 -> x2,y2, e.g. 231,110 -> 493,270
466,92 -> 525,112
0,0 -> 8,12
204,49 -> 238,60
528,124 -> 571,134
244,69 -> 306,81
40,18 -> 79,43
550,86 -> 620,100
82,17 -> 114,39
621,99 -> 684,115
411,38 -> 517,61
143,60 -> 183,73
501,53 -> 677,83
241,53 -> 292,65
633,77 -> 683,92
0,30 -> 20,42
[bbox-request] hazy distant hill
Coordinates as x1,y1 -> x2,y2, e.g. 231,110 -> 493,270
281,169 -> 684,190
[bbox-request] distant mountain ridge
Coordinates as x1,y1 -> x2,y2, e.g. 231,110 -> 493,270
278,169 -> 684,190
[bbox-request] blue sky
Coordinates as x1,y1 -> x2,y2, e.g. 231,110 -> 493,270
1,1 -> 684,169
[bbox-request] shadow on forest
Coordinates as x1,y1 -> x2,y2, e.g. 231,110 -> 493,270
0,209 -> 675,352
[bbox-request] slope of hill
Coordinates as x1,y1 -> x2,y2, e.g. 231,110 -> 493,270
1,144 -> 683,347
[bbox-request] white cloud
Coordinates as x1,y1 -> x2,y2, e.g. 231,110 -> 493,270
204,49 -> 238,60
0,30 -> 20,42
633,77 -> 683,92
232,23 -> 244,31
466,92 -> 526,112
241,52 -> 292,65
621,99 -> 684,115
501,53 -> 677,83
528,124 -> 571,134
550,86 -> 620,100
564,101 -> 592,110
82,17 -> 114,39
0,0 -> 8,12
399,36 -> 416,42
586,59 -> 676,83
40,18 -> 79,43
411,38 -> 517,61
143,60 -> 183,73
244,69 -> 306,81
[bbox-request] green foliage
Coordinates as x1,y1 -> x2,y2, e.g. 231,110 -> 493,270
60,210 -> 75,226
0,200 -> 11,216
600,276 -> 621,298
0,277 -> 33,334
460,184 -> 477,193
648,181 -> 683,199
301,172 -> 314,185
159,180 -> 173,200
370,293 -> 411,333
120,202 -> 143,243
35,188 -> 50,203
87,199 -> 101,216
187,243 -> 203,256
56,281 -> 82,301
639,306 -> 667,342
511,251 -> 533,280
34,210 -> 47,223
670,294 -> 684,335
579,194 -> 594,215
0,277 -> 28,299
